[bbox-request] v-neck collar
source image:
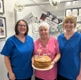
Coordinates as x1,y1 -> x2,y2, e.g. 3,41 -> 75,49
39,37 -> 50,47
62,32 -> 77,40
14,35 -> 26,44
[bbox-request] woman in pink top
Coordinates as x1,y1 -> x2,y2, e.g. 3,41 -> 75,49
33,22 -> 61,80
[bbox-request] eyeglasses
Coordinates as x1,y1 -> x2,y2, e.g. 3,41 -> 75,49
18,24 -> 26,27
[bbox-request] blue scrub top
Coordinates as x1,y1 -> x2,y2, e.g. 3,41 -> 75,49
1,35 -> 34,79
58,32 -> 81,80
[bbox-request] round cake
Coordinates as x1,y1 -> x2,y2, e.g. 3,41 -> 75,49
34,55 -> 51,69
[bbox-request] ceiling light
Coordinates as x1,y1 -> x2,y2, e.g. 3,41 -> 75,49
49,0 -> 60,6
14,3 -> 24,12
66,2 -> 72,6
72,1 -> 79,5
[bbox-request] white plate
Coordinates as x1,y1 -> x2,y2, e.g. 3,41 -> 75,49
32,64 -> 53,71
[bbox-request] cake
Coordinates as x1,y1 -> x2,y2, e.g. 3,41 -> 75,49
34,55 -> 51,69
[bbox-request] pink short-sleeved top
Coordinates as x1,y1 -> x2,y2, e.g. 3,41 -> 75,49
34,37 -> 60,80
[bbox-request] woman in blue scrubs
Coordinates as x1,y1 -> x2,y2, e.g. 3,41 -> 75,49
57,16 -> 81,80
1,20 -> 34,80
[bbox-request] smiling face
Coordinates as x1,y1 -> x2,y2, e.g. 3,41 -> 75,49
15,20 -> 28,36
39,26 -> 49,39
63,21 -> 75,32
17,21 -> 27,35
63,16 -> 76,32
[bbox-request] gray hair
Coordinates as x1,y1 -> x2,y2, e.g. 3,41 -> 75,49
39,22 -> 49,30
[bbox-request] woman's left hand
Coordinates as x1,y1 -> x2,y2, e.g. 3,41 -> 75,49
51,60 -> 56,65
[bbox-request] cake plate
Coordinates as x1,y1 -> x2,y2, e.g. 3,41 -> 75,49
32,64 -> 53,71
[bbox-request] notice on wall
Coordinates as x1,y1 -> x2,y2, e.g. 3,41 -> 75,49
23,12 -> 34,24
29,22 -> 40,41
22,12 -> 62,40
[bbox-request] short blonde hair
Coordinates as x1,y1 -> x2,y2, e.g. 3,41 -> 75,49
62,16 -> 77,28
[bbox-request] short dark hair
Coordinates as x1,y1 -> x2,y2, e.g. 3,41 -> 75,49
15,20 -> 28,36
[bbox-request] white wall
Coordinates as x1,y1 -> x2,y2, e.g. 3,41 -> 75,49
0,0 -> 17,80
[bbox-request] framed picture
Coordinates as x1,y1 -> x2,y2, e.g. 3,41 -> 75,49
0,17 -> 6,38
0,0 -> 4,14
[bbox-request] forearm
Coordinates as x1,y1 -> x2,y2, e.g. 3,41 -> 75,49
32,56 -> 35,64
4,56 -> 13,74
53,53 -> 61,63
4,56 -> 16,79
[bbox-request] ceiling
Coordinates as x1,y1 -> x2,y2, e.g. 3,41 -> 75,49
31,0 -> 81,18
15,0 -> 81,19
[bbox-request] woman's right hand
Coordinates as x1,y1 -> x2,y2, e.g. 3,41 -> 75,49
9,72 -> 16,80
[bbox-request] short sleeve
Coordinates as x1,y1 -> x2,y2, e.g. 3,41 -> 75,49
1,39 -> 14,57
